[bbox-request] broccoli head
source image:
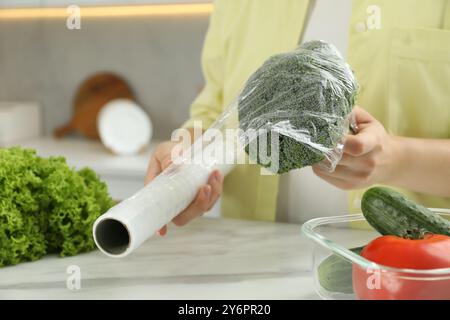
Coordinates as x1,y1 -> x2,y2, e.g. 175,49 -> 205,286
0,147 -> 114,267
238,40 -> 358,174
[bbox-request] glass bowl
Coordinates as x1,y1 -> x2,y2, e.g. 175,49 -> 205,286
301,209 -> 450,300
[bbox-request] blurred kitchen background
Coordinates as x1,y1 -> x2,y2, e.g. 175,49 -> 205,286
0,0 -> 350,223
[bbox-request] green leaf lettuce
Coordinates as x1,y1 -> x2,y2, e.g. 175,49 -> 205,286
0,147 -> 114,267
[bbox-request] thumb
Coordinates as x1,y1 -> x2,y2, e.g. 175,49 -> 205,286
352,106 -> 375,124
344,127 -> 377,156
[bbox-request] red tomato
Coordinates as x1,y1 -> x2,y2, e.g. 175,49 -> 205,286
353,234 -> 450,300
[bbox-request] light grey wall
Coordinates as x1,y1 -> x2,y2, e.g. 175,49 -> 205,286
0,16 -> 209,138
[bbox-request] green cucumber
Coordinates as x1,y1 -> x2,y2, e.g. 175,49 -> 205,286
361,187 -> 450,238
317,246 -> 364,294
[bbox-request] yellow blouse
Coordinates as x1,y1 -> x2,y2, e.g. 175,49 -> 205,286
183,0 -> 450,220
347,0 -> 450,212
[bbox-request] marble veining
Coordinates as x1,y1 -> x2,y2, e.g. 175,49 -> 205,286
0,217 -> 319,299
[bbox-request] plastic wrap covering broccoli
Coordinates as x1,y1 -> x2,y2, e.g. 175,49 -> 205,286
0,147 -> 114,267
238,40 -> 358,174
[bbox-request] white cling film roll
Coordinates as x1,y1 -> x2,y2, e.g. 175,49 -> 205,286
93,133 -> 236,258
93,40 -> 359,258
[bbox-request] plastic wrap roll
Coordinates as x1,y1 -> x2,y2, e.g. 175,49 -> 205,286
93,125 -> 237,257
93,160 -> 233,258
93,40 -> 358,258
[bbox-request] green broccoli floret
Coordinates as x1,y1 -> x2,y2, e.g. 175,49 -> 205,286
238,40 -> 358,174
0,147 -> 114,267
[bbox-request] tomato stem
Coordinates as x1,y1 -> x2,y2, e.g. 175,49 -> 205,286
403,228 -> 428,240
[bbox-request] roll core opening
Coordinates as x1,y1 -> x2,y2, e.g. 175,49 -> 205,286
94,218 -> 130,255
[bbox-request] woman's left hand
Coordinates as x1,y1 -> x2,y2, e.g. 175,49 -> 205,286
312,106 -> 400,190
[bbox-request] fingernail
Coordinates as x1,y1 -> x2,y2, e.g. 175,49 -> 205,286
215,171 -> 223,183
204,185 -> 211,198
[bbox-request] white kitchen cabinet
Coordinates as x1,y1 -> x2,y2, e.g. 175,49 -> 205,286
278,168 -> 348,224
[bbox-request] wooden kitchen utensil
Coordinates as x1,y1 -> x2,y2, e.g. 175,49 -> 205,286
54,72 -> 135,140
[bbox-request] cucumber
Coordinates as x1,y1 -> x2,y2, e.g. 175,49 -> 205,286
317,246 -> 364,294
361,187 -> 450,239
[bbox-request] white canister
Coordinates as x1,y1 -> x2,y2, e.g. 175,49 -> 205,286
0,102 -> 42,145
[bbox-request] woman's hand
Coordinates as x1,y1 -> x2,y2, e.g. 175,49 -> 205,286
312,106 -> 400,190
145,140 -> 224,236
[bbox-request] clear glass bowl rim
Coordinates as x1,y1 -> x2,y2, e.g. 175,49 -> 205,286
301,208 -> 450,276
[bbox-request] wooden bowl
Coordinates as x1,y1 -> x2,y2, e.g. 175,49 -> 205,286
54,72 -> 135,140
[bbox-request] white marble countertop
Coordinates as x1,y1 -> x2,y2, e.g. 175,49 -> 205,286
0,217 -> 318,300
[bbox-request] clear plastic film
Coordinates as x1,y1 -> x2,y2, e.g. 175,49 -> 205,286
93,40 -> 359,257
174,41 -> 359,173
237,40 -> 358,173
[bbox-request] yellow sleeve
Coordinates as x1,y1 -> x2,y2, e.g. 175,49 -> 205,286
182,2 -> 225,130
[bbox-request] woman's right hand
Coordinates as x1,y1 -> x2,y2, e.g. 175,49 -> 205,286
144,140 -> 224,236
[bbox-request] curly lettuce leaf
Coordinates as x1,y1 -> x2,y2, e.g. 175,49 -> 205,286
0,147 -> 114,267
